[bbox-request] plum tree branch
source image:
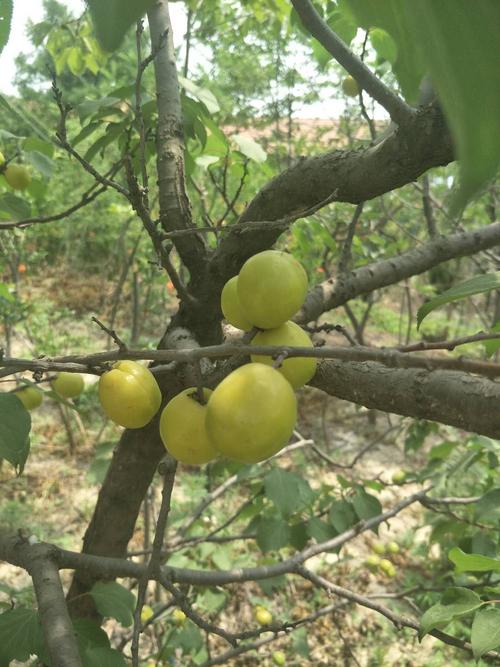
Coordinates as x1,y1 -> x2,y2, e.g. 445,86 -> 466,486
297,567 -> 500,662
0,535 -> 82,667
147,0 -> 207,273
297,221 -> 500,322
291,0 -> 414,124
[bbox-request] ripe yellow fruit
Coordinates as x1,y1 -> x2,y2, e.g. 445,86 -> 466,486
379,558 -> 396,577
254,606 -> 273,626
159,388 -> 218,465
237,250 -> 308,329
172,609 -> 186,625
51,372 -> 84,399
221,276 -> 252,331
387,541 -> 400,554
342,76 -> 360,97
140,604 -> 154,623
15,386 -> 43,411
251,321 -> 317,389
365,555 -> 381,569
205,363 -> 297,464
372,541 -> 386,555
272,651 -> 286,666
98,360 -> 161,429
4,164 -> 31,190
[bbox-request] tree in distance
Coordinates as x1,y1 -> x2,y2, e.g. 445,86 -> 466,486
98,360 -> 161,428
254,605 -> 273,626
237,250 -> 308,329
51,372 -> 84,399
4,164 -> 31,190
220,276 -> 252,331
15,386 -> 43,411
205,363 -> 297,463
272,650 -> 286,666
160,387 -> 218,465
342,75 -> 360,97
251,320 -> 317,389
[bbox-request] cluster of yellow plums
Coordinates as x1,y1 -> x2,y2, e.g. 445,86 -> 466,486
98,250 -> 316,466
0,151 -> 32,190
365,540 -> 400,577
15,250 -> 315,467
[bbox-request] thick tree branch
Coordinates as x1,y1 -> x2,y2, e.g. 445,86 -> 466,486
311,359 -> 500,439
147,0 -> 207,273
291,0 -> 414,124
297,221 -> 500,322
212,103 -> 453,278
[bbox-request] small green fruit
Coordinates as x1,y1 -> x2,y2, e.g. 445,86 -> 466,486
379,558 -> 396,577
387,541 -> 400,554
172,608 -> 186,625
4,164 -> 31,190
365,555 -> 381,569
51,372 -> 84,399
140,604 -> 154,623
392,470 -> 407,485
272,650 -> 286,666
342,76 -> 360,97
372,541 -> 385,555
15,386 -> 43,411
254,606 -> 273,626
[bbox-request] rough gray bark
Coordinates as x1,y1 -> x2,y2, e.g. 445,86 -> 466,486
311,360 -> 500,438
211,103 -> 453,279
297,221 -> 500,322
1,536 -> 82,666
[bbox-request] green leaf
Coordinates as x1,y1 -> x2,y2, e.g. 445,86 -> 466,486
90,582 -> 136,627
231,134 -> 266,163
179,76 -> 220,114
86,0 -> 156,52
264,468 -> 314,517
26,151 -> 55,178
327,8 -> 357,45
448,547 -> 500,574
471,607 -> 500,661
417,273 -> 500,328
307,517 -> 337,543
0,394 -> 31,473
346,0 -> 500,211
67,46 -> 86,76
428,441 -> 458,461
256,517 -> 291,553
0,94 -> 53,143
0,608 -> 43,663
476,488 -> 500,522
328,499 -> 357,533
352,488 -> 382,522
73,618 -> 110,652
0,193 -> 31,221
484,321 -> 500,358
420,587 -> 482,637
175,622 -> 204,652
23,137 -> 54,158
0,0 -> 13,56
82,647 -> 127,667
370,28 -> 397,63
87,457 -> 111,485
